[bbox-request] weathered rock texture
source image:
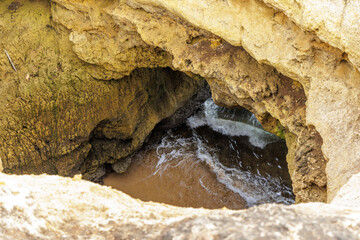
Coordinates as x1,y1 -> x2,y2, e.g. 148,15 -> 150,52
261,0 -> 360,204
332,172 -> 360,210
1,0 -> 360,203
0,173 -> 360,240
0,0 -> 205,180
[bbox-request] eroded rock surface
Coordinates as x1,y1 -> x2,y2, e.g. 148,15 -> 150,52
1,0 -> 360,203
0,0 -> 205,180
263,0 -> 360,71
0,173 -> 360,240
332,172 -> 360,209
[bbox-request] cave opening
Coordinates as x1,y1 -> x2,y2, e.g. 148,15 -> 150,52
103,93 -> 295,209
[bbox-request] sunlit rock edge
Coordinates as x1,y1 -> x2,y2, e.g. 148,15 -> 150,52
0,173 -> 360,240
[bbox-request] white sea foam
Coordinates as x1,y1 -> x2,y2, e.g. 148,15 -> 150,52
153,131 -> 197,176
194,133 -> 294,206
153,129 -> 294,207
199,178 -> 214,195
187,99 -> 280,149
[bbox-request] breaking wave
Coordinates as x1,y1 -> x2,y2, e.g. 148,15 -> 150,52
154,128 -> 294,207
187,99 -> 280,149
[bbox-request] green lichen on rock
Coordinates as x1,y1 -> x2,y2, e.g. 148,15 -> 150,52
274,122 -> 286,140
0,0 -> 203,178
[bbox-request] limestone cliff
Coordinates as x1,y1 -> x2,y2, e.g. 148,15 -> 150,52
1,0 -> 360,203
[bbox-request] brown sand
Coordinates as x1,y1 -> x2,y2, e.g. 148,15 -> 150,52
104,147 -> 247,209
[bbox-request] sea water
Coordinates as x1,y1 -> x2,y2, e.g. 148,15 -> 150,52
104,99 -> 295,209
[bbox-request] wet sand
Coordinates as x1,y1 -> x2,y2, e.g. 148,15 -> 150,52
104,141 -> 247,209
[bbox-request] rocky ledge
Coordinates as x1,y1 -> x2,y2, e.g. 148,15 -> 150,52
0,173 -> 359,240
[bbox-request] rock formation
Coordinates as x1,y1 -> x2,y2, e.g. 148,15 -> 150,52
0,0 -> 205,181
332,172 -> 360,209
0,173 -> 360,240
1,0 -> 360,203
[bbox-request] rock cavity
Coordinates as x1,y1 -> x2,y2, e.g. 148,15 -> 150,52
1,0 -> 360,204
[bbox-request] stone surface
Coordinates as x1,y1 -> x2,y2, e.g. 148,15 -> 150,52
263,0 -> 360,71
112,158 -> 131,174
0,0 -> 204,179
0,173 -> 360,240
332,172 -> 360,209
158,83 -> 211,129
1,0 -> 360,203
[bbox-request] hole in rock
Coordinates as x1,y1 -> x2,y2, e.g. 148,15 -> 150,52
104,98 -> 295,209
